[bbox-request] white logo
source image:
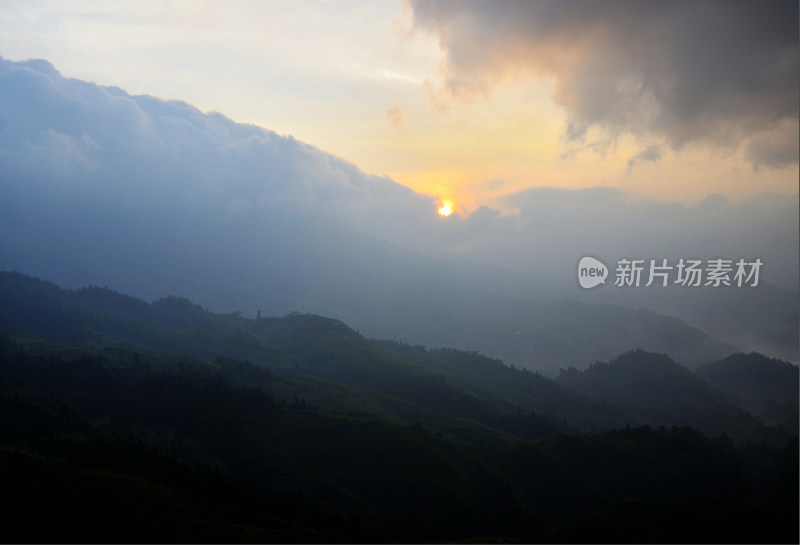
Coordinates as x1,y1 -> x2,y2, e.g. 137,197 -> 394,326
578,256 -> 608,289
576,256 -> 763,289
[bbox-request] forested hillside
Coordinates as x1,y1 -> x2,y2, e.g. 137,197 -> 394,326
0,271 -> 797,543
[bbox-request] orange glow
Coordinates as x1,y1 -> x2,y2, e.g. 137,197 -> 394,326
438,201 -> 454,216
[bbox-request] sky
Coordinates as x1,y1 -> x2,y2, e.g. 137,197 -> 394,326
1,0 -> 797,213
0,2 -> 798,365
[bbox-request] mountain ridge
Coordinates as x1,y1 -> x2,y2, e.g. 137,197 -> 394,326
2,54 -> 795,373
1,269 -> 792,446
1,270 -> 796,542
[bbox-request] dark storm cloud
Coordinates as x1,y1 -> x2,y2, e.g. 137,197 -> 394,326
410,0 -> 799,168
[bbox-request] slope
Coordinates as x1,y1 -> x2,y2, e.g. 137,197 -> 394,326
696,352 -> 799,430
556,349 -> 792,445
1,338 -> 796,543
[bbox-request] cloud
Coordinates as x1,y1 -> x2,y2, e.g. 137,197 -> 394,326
627,145 -> 662,174
1,55 -> 796,290
410,0 -> 799,168
0,56 -> 441,248
745,118 -> 800,172
0,55 -> 796,365
385,104 -> 406,128
479,186 -> 799,290
1,55 -> 797,291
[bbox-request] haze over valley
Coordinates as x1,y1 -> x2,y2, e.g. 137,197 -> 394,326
0,1 -> 797,543
1,55 -> 797,373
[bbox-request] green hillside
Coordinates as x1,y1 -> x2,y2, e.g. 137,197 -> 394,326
0,272 -> 797,543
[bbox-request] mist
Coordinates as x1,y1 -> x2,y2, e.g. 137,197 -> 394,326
1,55 -> 797,370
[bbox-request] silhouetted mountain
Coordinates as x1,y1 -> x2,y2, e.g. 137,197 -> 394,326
575,280 -> 800,364
2,54 -> 796,377
752,438 -> 800,514
1,271 -> 798,542
519,299 -> 733,373
697,352 -> 799,430
1,44 -> 797,544
0,271 -> 576,444
1,341 -> 796,543
2,271 -> 791,445
557,349 -> 792,444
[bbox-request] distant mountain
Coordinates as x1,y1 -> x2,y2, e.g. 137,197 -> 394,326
582,282 -> 800,364
1,271 -> 797,542
0,270 -> 788,447
697,353 -> 799,430
0,270 -> 578,444
513,299 -> 734,373
4,55 -> 789,375
556,349 -> 791,444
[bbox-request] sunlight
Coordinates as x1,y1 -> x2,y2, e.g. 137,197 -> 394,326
438,201 -> 454,217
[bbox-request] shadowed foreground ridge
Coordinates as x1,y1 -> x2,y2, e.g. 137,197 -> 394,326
0,271 -> 797,543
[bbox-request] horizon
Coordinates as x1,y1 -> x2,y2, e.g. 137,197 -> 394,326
1,0 -> 797,212
0,3 -> 798,542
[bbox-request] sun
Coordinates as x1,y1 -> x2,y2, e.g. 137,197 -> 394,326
438,201 -> 454,217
